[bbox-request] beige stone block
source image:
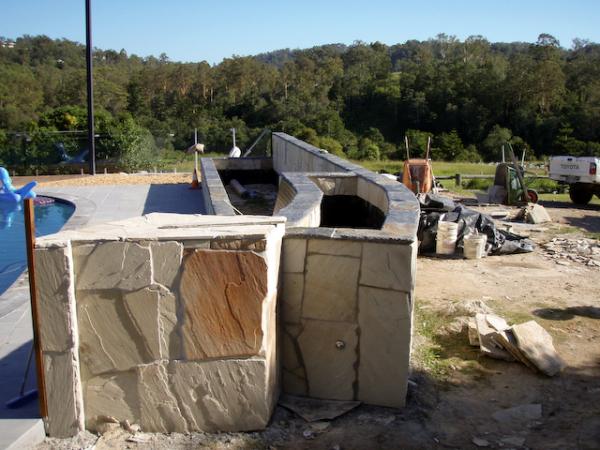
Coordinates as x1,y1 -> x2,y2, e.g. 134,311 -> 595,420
282,326 -> 302,371
122,288 -> 164,360
121,284 -> 180,361
44,350 -> 84,437
282,238 -> 306,273
211,238 -> 267,251
368,182 -> 388,213
181,239 -> 211,249
358,288 -> 411,407
179,250 -> 267,359
85,371 -> 138,430
78,291 -> 151,375
360,242 -> 415,292
158,288 -> 181,359
358,286 -> 412,320
35,244 -> 76,352
73,242 -> 152,291
303,254 -> 359,322
307,239 -> 361,257
150,241 -> 182,288
357,177 -> 370,201
297,320 -> 358,400
169,358 -> 271,432
281,273 -> 303,323
137,363 -> 188,433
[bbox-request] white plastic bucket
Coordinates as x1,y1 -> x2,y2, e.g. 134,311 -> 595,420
436,221 -> 458,255
464,234 -> 487,259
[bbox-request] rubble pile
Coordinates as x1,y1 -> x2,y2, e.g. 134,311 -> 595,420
541,237 -> 600,267
469,313 -> 565,376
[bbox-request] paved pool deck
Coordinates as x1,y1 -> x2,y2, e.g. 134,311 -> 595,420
0,183 -> 205,449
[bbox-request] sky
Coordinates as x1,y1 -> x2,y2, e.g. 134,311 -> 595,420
2,0 -> 600,64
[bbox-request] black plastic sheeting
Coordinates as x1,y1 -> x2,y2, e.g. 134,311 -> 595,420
418,194 -> 534,256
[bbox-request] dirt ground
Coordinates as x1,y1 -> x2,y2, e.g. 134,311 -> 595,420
33,192 -> 600,450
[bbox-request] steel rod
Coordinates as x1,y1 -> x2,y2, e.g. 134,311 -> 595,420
86,0 -> 96,175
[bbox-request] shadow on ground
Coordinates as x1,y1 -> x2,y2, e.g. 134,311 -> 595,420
533,306 -> 600,321
539,199 -> 600,212
0,340 -> 39,419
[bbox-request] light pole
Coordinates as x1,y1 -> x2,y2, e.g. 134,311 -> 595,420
85,0 -> 96,175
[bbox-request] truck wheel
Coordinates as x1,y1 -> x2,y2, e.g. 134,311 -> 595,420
569,183 -> 593,205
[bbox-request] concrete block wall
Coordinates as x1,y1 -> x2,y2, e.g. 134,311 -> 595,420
34,214 -> 285,437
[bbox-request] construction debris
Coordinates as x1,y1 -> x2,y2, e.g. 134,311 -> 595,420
541,237 -> 600,268
511,321 -> 566,376
523,203 -> 552,224
469,314 -> 564,376
474,314 -> 514,361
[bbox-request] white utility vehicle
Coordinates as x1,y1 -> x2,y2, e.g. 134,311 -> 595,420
548,156 -> 600,204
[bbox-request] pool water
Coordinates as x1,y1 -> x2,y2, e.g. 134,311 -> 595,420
0,199 -> 74,295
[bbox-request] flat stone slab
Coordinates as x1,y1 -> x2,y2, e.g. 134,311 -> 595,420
512,321 -> 565,376
180,249 -> 268,359
278,394 -> 360,422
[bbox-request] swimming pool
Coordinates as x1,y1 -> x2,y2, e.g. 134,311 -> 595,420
0,199 -> 74,295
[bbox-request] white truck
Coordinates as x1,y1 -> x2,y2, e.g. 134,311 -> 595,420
548,156 -> 600,204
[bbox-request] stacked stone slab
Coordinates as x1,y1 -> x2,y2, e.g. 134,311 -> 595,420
34,214 -> 285,437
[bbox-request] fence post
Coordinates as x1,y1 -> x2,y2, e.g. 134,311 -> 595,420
24,198 -> 49,421
455,173 -> 462,187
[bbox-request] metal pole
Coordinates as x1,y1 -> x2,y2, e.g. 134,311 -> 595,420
86,0 -> 96,175
24,199 -> 48,420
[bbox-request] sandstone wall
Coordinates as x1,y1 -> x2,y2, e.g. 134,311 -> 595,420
269,133 -> 419,407
279,236 -> 416,407
34,214 -> 285,437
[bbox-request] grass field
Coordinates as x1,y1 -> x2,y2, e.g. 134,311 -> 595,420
172,153 -> 599,206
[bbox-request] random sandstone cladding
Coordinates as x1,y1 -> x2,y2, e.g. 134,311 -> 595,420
279,237 -> 416,407
34,214 -> 285,437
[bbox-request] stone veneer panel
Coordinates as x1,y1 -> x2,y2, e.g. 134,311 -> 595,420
44,350 -> 84,437
73,241 -> 152,291
281,273 -> 303,324
78,291 -> 152,375
360,241 -> 416,292
297,320 -> 358,400
150,241 -> 183,289
282,324 -> 307,396
358,287 -> 412,407
303,254 -> 359,322
179,249 -> 267,359
307,238 -> 362,257
84,359 -> 272,433
282,238 -> 306,273
169,359 -> 271,432
35,244 -> 77,352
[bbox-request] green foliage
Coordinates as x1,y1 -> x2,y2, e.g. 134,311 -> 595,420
356,137 -> 380,161
2,34 -> 600,172
106,117 -> 158,171
405,130 -> 430,158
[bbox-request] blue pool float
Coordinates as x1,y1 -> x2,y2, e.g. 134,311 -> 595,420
0,167 -> 37,203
